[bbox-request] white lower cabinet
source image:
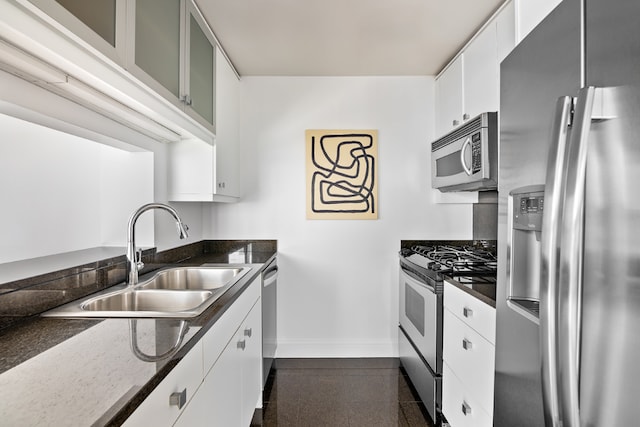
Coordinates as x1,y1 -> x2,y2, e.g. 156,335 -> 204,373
442,363 -> 493,427
122,340 -> 203,427
174,298 -> 262,427
124,277 -> 262,427
442,281 -> 496,427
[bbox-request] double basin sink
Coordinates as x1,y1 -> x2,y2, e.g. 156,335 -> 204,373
43,265 -> 251,318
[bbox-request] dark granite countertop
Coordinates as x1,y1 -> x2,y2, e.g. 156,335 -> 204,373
443,277 -> 496,308
0,240 -> 277,426
400,239 -> 497,308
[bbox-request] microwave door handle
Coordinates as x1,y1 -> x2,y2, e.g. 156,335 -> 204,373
460,137 -> 473,175
557,86 -> 596,427
540,95 -> 573,427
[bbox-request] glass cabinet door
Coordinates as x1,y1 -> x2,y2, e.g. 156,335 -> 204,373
55,0 -> 117,46
29,0 -> 125,62
133,0 -> 181,99
186,5 -> 215,130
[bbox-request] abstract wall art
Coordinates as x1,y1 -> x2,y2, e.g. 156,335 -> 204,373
306,129 -> 378,220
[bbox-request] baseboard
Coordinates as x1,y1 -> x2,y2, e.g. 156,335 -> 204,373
276,339 -> 398,358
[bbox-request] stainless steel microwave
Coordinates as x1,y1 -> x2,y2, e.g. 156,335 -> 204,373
431,112 -> 498,192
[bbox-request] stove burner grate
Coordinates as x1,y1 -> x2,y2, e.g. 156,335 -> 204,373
410,244 -> 497,276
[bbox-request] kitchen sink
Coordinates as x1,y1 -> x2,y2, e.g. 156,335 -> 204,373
80,289 -> 213,314
137,266 -> 249,291
42,265 -> 253,318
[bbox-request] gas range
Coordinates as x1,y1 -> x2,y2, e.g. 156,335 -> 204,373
400,243 -> 497,286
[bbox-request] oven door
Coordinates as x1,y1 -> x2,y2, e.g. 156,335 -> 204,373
399,265 -> 442,374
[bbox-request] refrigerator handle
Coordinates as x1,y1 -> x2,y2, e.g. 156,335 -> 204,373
540,95 -> 573,427
557,86 -> 596,427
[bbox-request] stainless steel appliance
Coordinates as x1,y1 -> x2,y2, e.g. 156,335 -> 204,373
431,112 -> 498,192
398,244 -> 497,423
495,0 -> 640,425
262,257 -> 277,387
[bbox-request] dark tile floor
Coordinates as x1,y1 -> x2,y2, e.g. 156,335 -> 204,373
251,358 -> 436,427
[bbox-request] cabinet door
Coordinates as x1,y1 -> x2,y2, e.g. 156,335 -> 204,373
122,341 -> 203,427
214,50 -> 241,198
443,363 -> 493,427
174,335 -> 242,427
496,0 -> 516,63
240,300 -> 263,426
515,0 -> 562,42
435,55 -> 463,137
463,23 -> 499,120
184,2 -> 216,131
128,0 -> 182,109
28,0 -> 126,63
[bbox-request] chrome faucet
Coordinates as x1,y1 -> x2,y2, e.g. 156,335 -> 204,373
126,203 -> 189,287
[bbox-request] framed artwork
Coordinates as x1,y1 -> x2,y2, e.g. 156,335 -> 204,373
306,129 -> 378,220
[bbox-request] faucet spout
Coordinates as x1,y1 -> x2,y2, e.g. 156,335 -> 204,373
126,203 -> 189,287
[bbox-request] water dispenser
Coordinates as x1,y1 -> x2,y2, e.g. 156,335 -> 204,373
507,185 -> 545,324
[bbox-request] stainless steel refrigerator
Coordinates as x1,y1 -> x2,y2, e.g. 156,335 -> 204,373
495,0 -> 640,425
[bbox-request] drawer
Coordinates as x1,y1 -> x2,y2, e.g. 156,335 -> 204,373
444,280 -> 496,343
123,341 -> 203,427
443,310 -> 495,414
202,276 -> 261,375
443,363 -> 492,427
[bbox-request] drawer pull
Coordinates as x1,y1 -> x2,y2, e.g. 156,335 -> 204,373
244,328 -> 252,337
169,388 -> 187,409
463,307 -> 473,318
461,401 -> 472,416
237,339 -> 246,350
462,338 -> 473,350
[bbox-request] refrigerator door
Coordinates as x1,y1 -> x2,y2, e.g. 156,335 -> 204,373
579,0 -> 640,425
494,0 -> 581,425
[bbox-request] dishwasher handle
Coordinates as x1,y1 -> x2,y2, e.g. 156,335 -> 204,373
263,263 -> 278,287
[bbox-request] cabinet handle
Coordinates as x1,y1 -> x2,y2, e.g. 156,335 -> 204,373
244,328 -> 252,337
463,113 -> 470,120
237,340 -> 246,350
169,388 -> 187,409
462,338 -> 473,350
463,307 -> 473,318
461,401 -> 472,416
218,182 -> 226,189
181,95 -> 193,106
452,119 -> 460,127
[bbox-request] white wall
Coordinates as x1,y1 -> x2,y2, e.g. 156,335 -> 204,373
204,76 -> 473,357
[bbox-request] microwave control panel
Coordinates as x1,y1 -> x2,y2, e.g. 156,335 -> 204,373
471,132 -> 482,173
512,186 -> 545,231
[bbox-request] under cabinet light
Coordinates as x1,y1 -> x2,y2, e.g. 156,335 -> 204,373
0,38 -> 182,143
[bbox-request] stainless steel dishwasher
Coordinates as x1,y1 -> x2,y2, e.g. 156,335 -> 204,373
262,257 -> 278,387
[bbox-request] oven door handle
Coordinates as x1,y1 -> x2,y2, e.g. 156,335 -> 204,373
400,264 -> 437,294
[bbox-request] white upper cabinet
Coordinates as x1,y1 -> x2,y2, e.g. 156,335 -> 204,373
434,1 -> 516,139
168,49 -> 240,202
128,0 -> 216,133
435,17 -> 499,138
2,0 -> 218,143
496,0 -> 516,63
435,55 -> 463,137
462,22 -> 499,121
213,49 -> 240,199
515,0 -> 562,43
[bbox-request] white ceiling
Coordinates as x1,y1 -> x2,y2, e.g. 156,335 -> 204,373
195,0 -> 506,76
